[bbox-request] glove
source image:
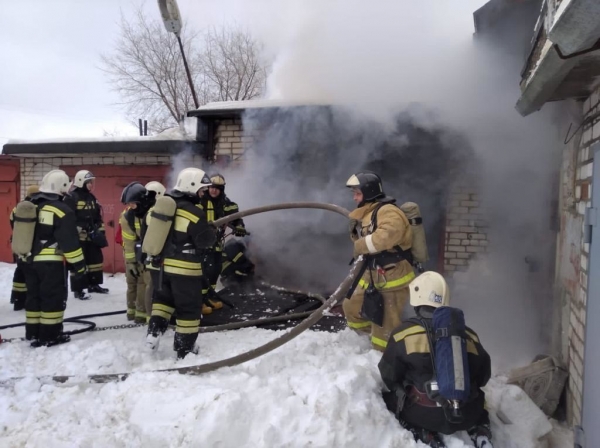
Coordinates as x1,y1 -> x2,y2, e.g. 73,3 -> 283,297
348,219 -> 360,237
71,266 -> 87,283
127,262 -> 140,279
234,226 -> 248,237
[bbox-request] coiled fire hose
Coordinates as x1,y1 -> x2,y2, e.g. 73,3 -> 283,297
1,202 -> 365,386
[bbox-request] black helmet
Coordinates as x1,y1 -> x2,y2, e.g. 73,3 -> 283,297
120,182 -> 147,205
346,172 -> 385,202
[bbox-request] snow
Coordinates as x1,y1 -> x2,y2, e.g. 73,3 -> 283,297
0,262 -> 573,447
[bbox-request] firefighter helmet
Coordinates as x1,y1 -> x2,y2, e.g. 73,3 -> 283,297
346,172 -> 385,202
173,168 -> 212,195
145,181 -> 166,197
120,182 -> 147,204
39,170 -> 71,195
209,173 -> 226,193
73,170 -> 95,189
409,271 -> 450,309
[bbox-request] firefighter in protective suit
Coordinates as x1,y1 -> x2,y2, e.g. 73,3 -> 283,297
63,170 -> 108,299
342,172 -> 415,351
120,182 -> 159,323
142,181 -> 166,319
198,173 -> 248,312
378,272 -> 493,448
145,168 -> 216,359
20,170 -> 87,346
10,185 -> 39,311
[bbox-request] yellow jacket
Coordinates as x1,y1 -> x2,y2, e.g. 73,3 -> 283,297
120,208 -> 142,264
349,202 -> 414,291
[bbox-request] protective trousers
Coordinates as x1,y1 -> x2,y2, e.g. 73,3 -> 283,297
148,270 -> 203,358
125,263 -> 146,321
143,269 -> 153,319
343,283 -> 409,352
70,240 -> 104,292
22,262 -> 68,343
11,263 -> 27,310
202,250 -> 223,290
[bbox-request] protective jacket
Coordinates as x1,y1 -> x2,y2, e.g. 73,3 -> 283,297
349,199 -> 415,291
161,194 -> 216,277
63,187 -> 105,241
29,193 -> 86,271
120,208 -> 143,264
200,195 -> 245,244
378,319 -> 491,434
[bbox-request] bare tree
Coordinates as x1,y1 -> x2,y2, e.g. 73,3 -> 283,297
101,10 -> 267,133
199,26 -> 267,102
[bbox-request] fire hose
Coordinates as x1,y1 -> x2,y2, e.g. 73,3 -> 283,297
1,202 -> 365,386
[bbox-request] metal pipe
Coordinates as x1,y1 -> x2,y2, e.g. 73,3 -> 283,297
176,35 -> 199,109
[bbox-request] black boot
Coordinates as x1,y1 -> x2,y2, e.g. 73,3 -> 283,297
410,427 -> 446,448
74,290 -> 91,300
13,300 -> 26,311
174,332 -> 199,359
468,424 -> 493,448
88,285 -> 109,294
31,334 -> 71,348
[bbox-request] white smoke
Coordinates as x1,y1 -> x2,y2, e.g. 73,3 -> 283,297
183,0 -> 564,369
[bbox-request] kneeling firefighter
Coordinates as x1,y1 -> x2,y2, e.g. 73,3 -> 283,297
144,168 -> 216,359
9,185 -> 39,311
342,172 -> 416,351
12,170 -> 87,346
220,238 -> 255,287
378,272 -> 493,448
120,182 -> 160,323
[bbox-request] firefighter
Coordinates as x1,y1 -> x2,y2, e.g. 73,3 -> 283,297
9,185 -> 39,311
219,238 -> 256,290
19,170 -> 86,346
199,173 -> 248,311
342,172 -> 415,351
142,181 -> 166,320
145,168 -> 216,359
378,272 -> 493,448
120,182 -> 158,323
63,170 -> 108,299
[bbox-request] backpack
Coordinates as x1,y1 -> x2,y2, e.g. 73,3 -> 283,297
415,306 -> 471,424
370,201 -> 429,267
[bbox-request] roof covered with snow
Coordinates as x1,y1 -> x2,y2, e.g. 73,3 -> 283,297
188,99 -> 329,118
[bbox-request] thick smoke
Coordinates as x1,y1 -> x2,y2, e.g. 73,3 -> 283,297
200,0 -> 563,370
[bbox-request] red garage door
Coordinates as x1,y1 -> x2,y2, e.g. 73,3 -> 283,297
62,165 -> 169,273
0,158 -> 20,263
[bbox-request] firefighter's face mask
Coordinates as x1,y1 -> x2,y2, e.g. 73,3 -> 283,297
351,188 -> 363,205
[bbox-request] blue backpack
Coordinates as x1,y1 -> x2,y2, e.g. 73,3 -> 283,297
416,306 -> 471,423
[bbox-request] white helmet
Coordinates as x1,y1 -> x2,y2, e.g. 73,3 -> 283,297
145,181 -> 166,197
39,170 -> 71,195
73,170 -> 95,188
409,271 -> 450,309
173,168 -> 211,195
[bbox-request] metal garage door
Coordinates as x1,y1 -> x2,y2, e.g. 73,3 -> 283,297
0,158 -> 20,262
62,165 -> 169,273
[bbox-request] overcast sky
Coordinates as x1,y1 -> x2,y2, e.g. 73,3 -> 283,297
0,0 -> 488,147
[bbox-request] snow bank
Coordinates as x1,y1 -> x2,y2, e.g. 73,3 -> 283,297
0,263 -> 572,447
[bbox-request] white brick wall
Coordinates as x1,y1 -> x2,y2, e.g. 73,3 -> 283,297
213,119 -> 259,161
560,84 -> 600,426
19,153 -> 172,200
443,186 -> 488,275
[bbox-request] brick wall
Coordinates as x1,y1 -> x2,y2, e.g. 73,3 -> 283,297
18,152 -> 203,200
560,87 -> 600,426
213,119 -> 259,162
444,185 -> 488,275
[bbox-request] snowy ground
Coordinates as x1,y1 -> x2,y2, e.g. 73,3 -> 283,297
0,262 -> 572,447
